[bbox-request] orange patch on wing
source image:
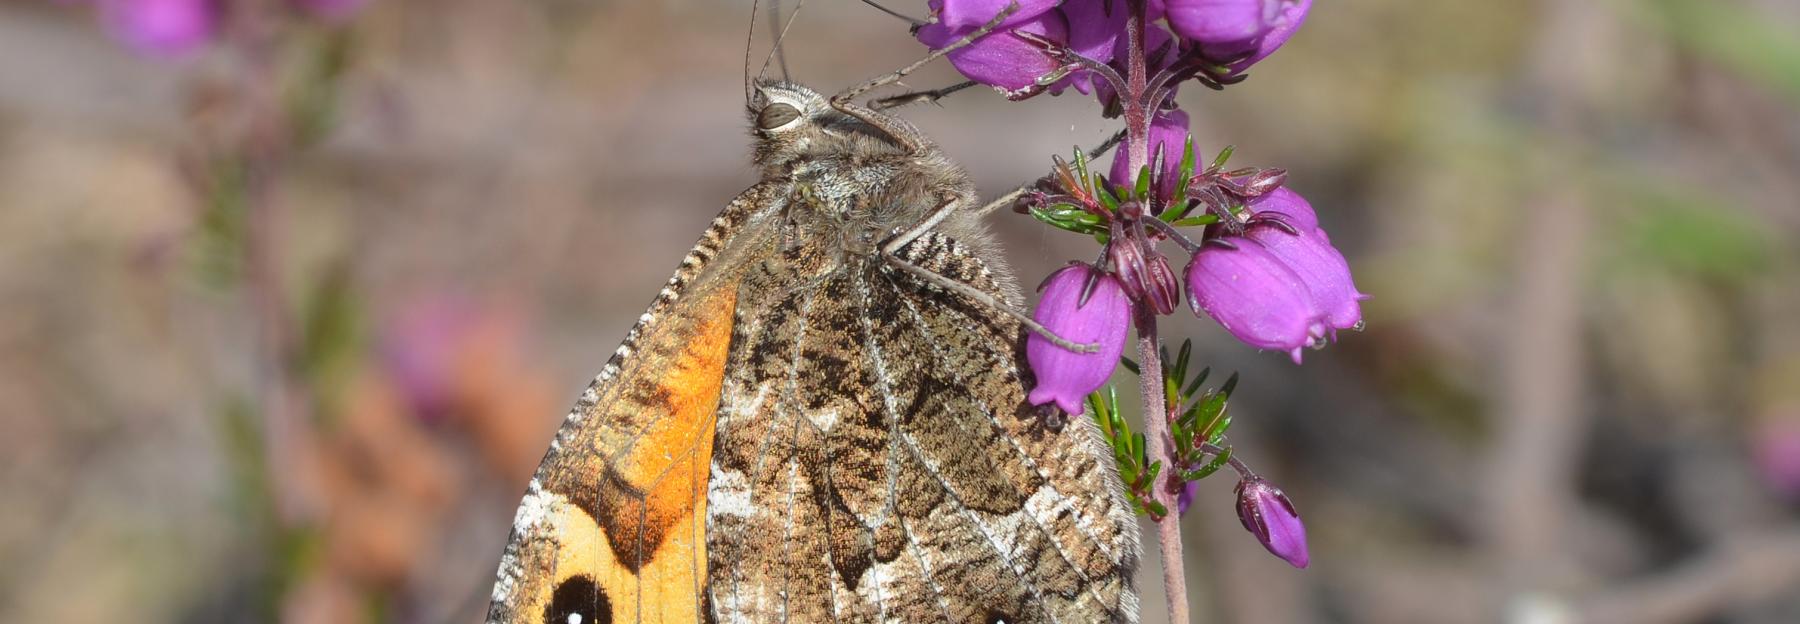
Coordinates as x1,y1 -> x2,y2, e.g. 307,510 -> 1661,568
594,286 -> 736,621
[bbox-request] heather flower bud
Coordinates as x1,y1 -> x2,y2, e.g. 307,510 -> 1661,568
100,0 -> 217,56
1110,109 -> 1190,199
917,8 -> 1070,92
1144,253 -> 1182,316
1108,235 -> 1152,304
1185,238 -> 1326,363
1026,265 -> 1131,415
1235,476 -> 1309,568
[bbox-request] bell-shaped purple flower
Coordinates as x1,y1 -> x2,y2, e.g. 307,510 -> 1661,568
1186,238 -> 1326,363
1164,0 -> 1268,45
1110,108 -> 1190,197
1248,225 -> 1364,335
931,0 -> 1060,30
1165,0 -> 1310,75
1245,189 -> 1366,334
1235,476 -> 1309,568
917,8 -> 1069,92
1061,0 -> 1126,65
1026,264 -> 1131,416
99,0 -> 217,57
1245,185 -> 1317,233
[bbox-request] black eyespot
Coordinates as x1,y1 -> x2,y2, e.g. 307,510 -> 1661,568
757,102 -> 802,130
545,575 -> 611,624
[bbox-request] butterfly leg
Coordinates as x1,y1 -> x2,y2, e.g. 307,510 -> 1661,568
870,80 -> 978,111
880,192 -> 1100,354
829,2 -> 1019,151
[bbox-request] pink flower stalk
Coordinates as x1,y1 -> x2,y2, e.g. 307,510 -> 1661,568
1026,264 -> 1131,415
1235,476 -> 1309,568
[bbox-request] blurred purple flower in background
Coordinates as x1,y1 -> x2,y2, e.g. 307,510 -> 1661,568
99,0 -> 217,56
1753,419 -> 1800,500
1236,476 -> 1309,568
379,298 -> 474,422
1026,264 -> 1131,415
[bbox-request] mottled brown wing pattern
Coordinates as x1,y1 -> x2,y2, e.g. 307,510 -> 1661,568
487,183 -> 782,624
706,232 -> 1140,623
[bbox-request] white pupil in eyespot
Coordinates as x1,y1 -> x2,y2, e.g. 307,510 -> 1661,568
567,614 -> 582,624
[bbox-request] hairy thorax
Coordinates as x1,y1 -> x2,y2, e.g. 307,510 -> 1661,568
780,145 -> 976,261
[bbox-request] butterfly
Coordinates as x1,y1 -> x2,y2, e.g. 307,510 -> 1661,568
484,25 -> 1139,623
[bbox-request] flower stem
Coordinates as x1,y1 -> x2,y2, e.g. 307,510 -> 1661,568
1134,304 -> 1189,622
1121,1 -> 1190,620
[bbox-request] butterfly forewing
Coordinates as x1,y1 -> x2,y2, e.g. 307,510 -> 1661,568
488,183 -> 782,624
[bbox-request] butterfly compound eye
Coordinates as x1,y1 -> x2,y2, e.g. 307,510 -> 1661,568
757,102 -> 802,130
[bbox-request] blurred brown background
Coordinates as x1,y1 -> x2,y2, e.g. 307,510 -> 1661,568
3,0 -> 1799,622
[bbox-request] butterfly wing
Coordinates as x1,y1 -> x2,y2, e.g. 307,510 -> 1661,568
706,232 -> 1141,623
487,183 -> 782,624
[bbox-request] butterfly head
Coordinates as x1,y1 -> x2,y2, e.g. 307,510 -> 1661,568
747,80 -> 907,176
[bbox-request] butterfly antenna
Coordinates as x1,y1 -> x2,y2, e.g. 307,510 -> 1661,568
758,0 -> 807,84
768,0 -> 792,82
745,0 -> 761,104
859,0 -> 927,27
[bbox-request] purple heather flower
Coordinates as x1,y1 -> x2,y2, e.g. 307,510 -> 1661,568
1235,476 -> 1309,568
1164,0 -> 1267,45
1165,0 -> 1309,75
1246,189 -> 1366,334
1244,183 -> 1317,232
1248,226 -> 1364,335
1026,264 -> 1131,416
931,0 -> 1060,30
1110,108 -> 1189,197
291,0 -> 371,22
99,0 -> 217,57
1176,478 -> 1199,516
917,8 -> 1069,92
1185,237 -> 1326,363
1062,0 -> 1126,65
